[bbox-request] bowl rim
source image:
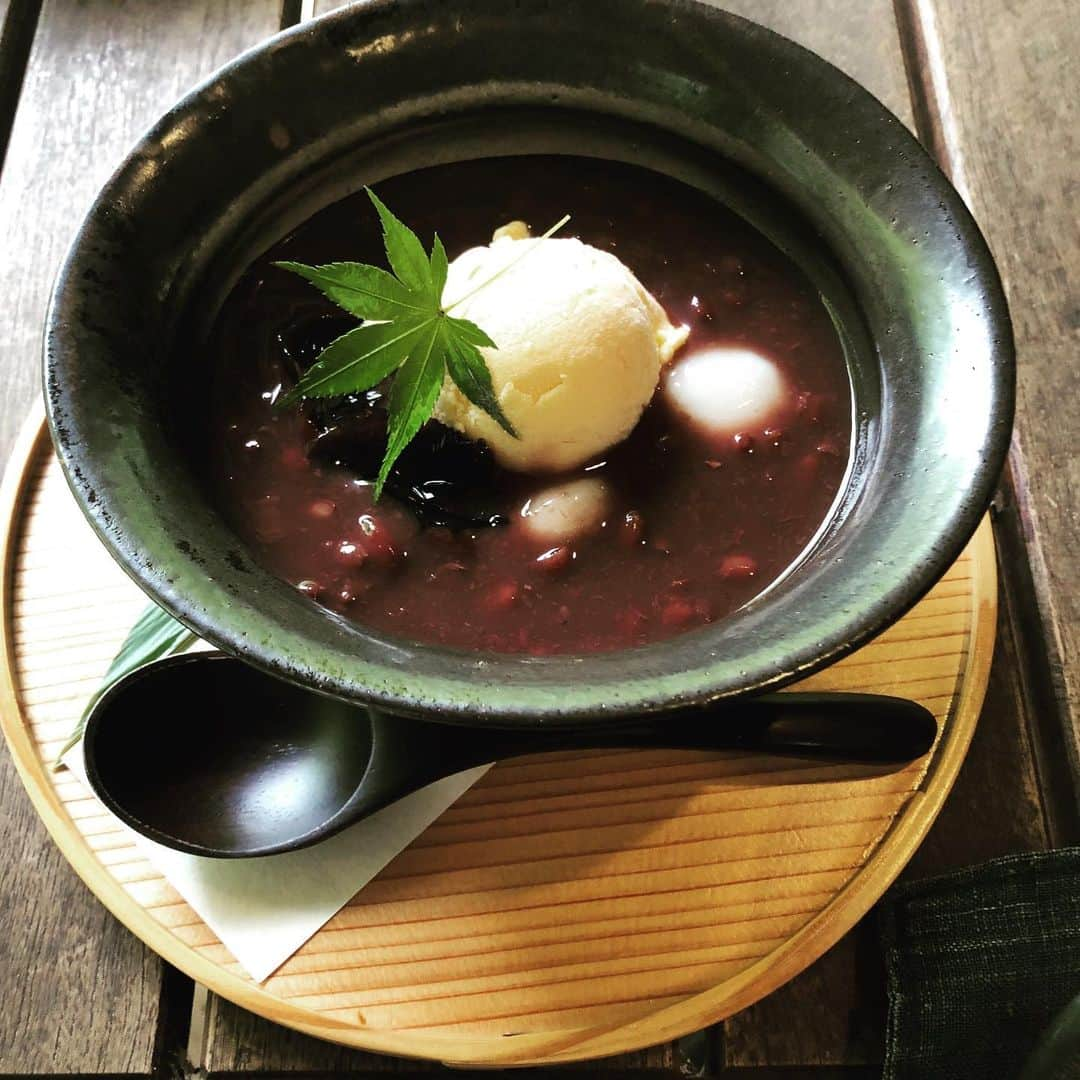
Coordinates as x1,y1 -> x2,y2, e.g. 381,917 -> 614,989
44,0 -> 1014,726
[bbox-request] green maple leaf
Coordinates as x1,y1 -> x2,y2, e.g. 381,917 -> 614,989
274,188 -> 568,498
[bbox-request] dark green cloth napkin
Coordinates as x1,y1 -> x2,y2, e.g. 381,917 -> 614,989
879,848 -> 1080,1080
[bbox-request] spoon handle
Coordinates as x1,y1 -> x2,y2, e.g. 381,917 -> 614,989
425,693 -> 938,771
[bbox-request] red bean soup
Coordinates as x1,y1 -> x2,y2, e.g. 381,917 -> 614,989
199,156 -> 853,655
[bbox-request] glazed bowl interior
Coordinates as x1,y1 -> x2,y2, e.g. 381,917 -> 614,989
45,0 -> 1013,727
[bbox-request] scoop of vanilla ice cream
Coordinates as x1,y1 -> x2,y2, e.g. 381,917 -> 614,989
435,233 -> 688,473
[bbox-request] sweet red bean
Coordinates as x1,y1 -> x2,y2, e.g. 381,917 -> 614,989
620,510 -> 645,546
335,540 -> 367,567
796,452 -> 821,483
355,516 -> 402,566
535,545 -> 572,573
718,553 -> 758,579
661,597 -> 696,627
689,294 -> 712,320
487,582 -> 519,611
252,501 -> 285,544
280,445 -> 307,469
616,606 -> 648,636
426,526 -> 455,546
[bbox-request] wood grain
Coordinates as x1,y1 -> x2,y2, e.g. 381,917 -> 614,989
896,0 -> 1080,789
0,418 -> 996,1067
0,1 -> 281,1073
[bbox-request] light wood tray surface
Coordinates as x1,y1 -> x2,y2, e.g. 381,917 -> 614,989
0,412 -> 996,1066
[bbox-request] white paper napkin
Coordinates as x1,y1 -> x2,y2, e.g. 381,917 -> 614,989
65,744 -> 490,981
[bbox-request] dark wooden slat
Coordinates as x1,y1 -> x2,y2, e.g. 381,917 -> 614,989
0,0 -> 281,461
0,0 -> 280,1073
0,0 -> 42,174
989,465 -> 1080,845
197,982 -> 686,1074
717,0 -> 914,126
0,821 -> 163,1076
196,990 -> 434,1076
905,567 -> 1054,875
896,0 -> 1080,794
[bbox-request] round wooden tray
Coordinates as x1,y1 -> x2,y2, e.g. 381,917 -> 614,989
0,409 -> 996,1066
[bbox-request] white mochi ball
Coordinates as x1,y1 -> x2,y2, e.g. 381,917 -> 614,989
519,477 -> 611,545
665,347 -> 788,435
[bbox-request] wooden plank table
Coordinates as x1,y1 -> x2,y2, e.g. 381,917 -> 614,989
0,0 -> 1075,1075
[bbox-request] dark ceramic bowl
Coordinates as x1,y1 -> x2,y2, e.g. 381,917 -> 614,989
45,0 -> 1013,727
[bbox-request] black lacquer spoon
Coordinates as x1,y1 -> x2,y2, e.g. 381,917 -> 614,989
81,652 -> 937,858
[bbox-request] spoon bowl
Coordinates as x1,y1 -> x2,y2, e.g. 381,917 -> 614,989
86,655 -> 372,854
83,652 -> 938,858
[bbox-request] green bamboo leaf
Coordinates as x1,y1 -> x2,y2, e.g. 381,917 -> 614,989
447,315 -> 497,350
279,317 -> 432,405
273,260 -> 422,320
375,320 -> 446,498
429,234 -> 448,301
444,327 -> 516,437
53,604 -> 197,769
366,188 -> 434,297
